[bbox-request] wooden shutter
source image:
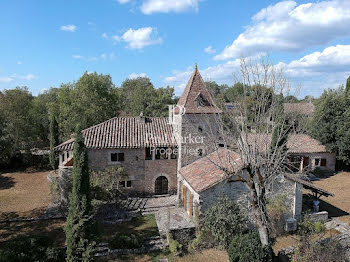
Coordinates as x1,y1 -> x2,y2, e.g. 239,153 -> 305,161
189,194 -> 193,217
303,157 -> 309,168
183,186 -> 187,210
321,158 -> 327,167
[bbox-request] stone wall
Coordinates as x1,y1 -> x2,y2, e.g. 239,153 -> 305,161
268,174 -> 303,220
178,171 -> 302,224
88,148 -> 146,193
199,176 -> 251,216
87,148 -> 177,194
292,152 -> 336,172
144,159 -> 177,194
176,113 -> 222,168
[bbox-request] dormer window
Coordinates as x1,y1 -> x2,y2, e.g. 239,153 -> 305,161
196,93 -> 210,107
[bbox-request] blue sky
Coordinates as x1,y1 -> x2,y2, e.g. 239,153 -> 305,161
1,0 -> 350,98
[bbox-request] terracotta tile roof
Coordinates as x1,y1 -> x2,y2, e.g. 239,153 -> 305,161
179,148 -> 243,193
246,133 -> 328,154
177,65 -> 222,114
287,134 -> 327,153
284,103 -> 315,116
54,116 -> 176,151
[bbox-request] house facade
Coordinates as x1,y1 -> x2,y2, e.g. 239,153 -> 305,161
55,116 -> 178,195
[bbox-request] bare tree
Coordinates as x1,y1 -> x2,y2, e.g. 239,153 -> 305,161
199,56 -> 303,247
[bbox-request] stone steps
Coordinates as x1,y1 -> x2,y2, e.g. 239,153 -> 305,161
94,236 -> 166,257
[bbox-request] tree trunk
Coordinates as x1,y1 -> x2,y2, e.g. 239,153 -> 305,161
247,169 -> 271,247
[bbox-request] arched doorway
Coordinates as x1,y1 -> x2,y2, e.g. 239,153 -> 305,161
155,176 -> 168,195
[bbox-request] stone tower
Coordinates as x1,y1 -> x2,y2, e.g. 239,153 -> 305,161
173,64 -> 222,168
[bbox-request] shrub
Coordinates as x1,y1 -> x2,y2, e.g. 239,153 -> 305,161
169,239 -> 182,256
227,231 -> 272,262
297,218 -> 325,236
188,229 -> 215,253
90,166 -> 128,201
0,235 -> 65,262
201,195 -> 248,248
291,236 -> 346,262
267,194 -> 288,237
111,233 -> 142,249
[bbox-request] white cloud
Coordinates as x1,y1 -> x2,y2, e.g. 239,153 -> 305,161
60,24 -> 77,32
280,45 -> 350,78
204,46 -> 216,54
17,61 -> 22,65
0,77 -> 13,83
72,55 -> 84,60
115,27 -> 162,49
215,0 -> 350,60
0,74 -> 36,83
128,72 -> 148,79
21,74 -> 35,80
166,44 -> 350,98
117,0 -> 131,3
73,53 -> 115,61
164,60 -> 242,95
102,33 -> 108,39
72,55 -> 97,61
141,0 -> 198,14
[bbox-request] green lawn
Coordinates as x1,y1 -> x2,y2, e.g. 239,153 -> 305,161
97,214 -> 160,248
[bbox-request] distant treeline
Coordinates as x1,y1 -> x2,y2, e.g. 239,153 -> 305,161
0,72 -> 350,169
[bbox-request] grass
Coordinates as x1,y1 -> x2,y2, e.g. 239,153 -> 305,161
0,218 -> 66,249
96,248 -> 229,262
97,214 -> 160,248
312,172 -> 350,217
0,171 -> 51,220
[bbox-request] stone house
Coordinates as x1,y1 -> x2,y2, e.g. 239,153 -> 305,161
55,116 -> 178,195
177,148 -> 306,221
55,65 -> 334,221
247,133 -> 336,172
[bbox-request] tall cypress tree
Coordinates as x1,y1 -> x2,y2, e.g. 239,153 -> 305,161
346,76 -> 350,94
49,111 -> 59,170
65,126 -> 93,262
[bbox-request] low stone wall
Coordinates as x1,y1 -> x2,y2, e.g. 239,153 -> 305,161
306,211 -> 329,223
169,227 -> 196,247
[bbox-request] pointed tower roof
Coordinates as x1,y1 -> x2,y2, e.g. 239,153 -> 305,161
177,64 -> 222,114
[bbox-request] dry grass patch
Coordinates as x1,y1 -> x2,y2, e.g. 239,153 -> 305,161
313,172 -> 350,215
0,219 -> 66,248
96,248 -> 229,262
0,171 -> 51,219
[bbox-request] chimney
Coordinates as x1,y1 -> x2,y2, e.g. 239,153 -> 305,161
137,111 -> 145,124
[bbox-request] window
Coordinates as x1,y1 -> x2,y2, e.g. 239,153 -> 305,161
315,158 -> 320,166
198,125 -> 203,133
196,93 -> 210,107
171,147 -> 178,159
155,147 -> 168,160
321,158 -> 327,167
111,152 -> 124,162
145,148 -> 152,160
119,180 -> 132,188
218,143 -> 225,148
